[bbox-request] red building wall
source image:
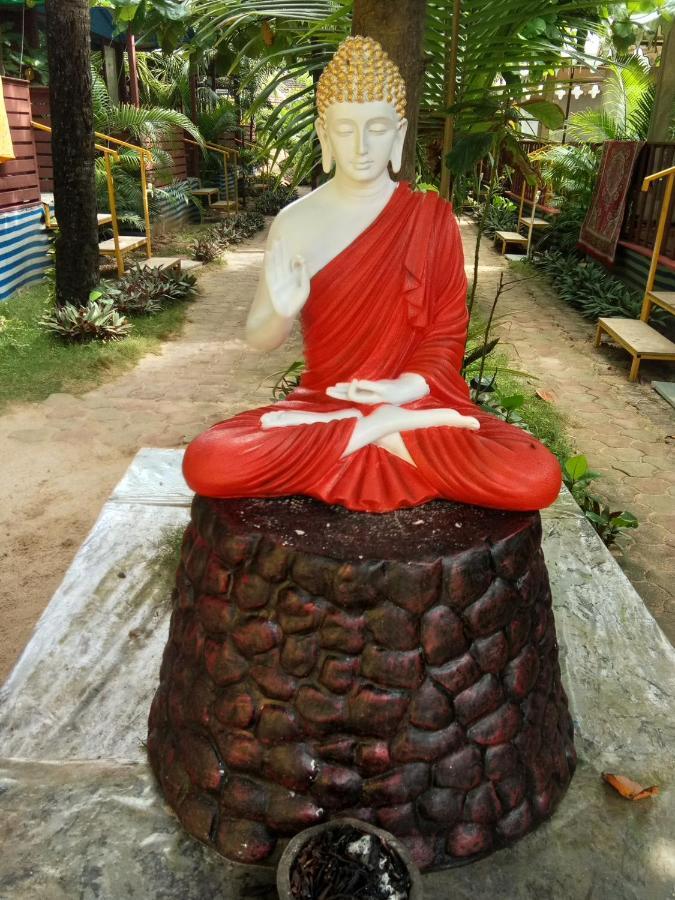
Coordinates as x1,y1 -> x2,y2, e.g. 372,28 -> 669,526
0,78 -> 41,211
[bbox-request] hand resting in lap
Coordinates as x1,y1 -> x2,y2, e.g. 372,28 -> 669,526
261,371 -> 480,465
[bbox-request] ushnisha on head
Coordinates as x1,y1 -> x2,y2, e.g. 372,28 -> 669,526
315,35 -> 409,178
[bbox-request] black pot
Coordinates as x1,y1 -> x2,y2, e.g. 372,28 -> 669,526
276,818 -> 424,900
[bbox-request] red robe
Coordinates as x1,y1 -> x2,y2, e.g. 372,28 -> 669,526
183,183 -> 561,513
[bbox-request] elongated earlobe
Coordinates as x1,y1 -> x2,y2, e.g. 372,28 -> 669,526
390,117 -> 409,174
315,117 -> 334,174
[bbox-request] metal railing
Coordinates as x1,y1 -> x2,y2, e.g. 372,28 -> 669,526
32,121 -> 154,274
184,138 -> 239,210
640,162 -> 675,312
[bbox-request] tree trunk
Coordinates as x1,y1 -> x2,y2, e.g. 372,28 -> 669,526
44,0 -> 99,307
351,0 -> 428,183
647,24 -> 675,142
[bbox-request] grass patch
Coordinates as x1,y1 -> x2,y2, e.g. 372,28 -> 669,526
491,361 -> 573,462
464,322 -> 573,464
0,281 -> 189,414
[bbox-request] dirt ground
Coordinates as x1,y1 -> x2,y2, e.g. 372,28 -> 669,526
1,219 -> 673,684
0,230 -> 300,683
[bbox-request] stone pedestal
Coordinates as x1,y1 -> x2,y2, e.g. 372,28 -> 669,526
147,495 -> 575,871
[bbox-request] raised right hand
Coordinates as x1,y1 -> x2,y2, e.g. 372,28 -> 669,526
264,238 -> 311,319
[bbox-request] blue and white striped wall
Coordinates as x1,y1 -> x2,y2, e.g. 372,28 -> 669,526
150,178 -> 201,231
217,169 -> 238,202
0,204 -> 51,302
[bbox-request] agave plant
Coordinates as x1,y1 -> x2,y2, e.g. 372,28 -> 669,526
105,265 -> 199,314
40,293 -> 133,342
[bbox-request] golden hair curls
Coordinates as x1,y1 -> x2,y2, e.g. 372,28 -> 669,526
316,35 -> 406,123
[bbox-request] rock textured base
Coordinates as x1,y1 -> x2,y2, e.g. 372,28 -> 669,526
147,495 -> 575,871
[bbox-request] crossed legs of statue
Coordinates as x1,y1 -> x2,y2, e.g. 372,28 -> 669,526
260,404 -> 480,466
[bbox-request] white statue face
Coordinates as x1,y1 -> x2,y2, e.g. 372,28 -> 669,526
316,101 -> 408,180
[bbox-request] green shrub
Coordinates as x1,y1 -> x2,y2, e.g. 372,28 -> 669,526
192,232 -> 224,262
106,265 -> 198,314
192,212 -> 266,261
528,250 -> 642,319
478,195 -> 518,238
40,293 -> 132,342
253,185 -> 299,217
104,265 -> 197,315
563,454 -> 638,546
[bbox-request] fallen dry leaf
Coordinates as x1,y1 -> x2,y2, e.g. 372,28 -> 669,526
602,772 -> 659,800
536,389 -> 557,403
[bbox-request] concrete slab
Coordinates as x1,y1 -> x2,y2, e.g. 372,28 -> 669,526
138,256 -> 182,273
178,258 -> 204,273
653,380 -> 675,410
0,449 -> 673,898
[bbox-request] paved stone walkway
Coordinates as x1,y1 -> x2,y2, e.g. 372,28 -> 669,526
469,222 -> 674,643
0,217 -> 672,683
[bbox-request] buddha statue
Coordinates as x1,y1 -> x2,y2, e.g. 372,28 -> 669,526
183,36 -> 561,513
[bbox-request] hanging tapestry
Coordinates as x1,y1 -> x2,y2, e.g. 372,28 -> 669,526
578,140 -> 645,265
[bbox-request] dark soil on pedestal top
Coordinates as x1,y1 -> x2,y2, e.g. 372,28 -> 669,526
289,824 -> 412,900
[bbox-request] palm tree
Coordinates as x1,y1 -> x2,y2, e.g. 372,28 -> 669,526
44,0 -> 99,306
91,69 -> 205,229
565,57 -> 655,142
91,67 -> 204,146
189,0 -> 606,190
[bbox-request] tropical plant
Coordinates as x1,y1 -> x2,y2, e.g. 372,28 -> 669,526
193,228 -> 225,261
192,210 -> 266,260
253,184 -> 299,215
90,67 -> 204,228
99,0 -> 195,52
534,143 -> 599,207
529,250 -> 643,319
91,66 -> 203,146
103,265 -> 199,314
531,143 -> 600,252
563,454 -> 638,546
40,292 -> 132,342
565,56 -> 655,142
0,23 -> 49,83
477,195 -> 519,238
187,1 -> 605,186
270,359 -> 305,400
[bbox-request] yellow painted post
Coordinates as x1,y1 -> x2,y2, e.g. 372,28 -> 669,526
231,149 -> 239,210
104,151 -> 124,277
223,150 -> 229,204
641,171 -> 674,319
517,182 -> 526,231
139,150 -> 153,258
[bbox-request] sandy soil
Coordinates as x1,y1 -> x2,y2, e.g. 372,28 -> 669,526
0,231 -> 298,683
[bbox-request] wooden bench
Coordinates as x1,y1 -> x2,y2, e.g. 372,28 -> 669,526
645,291 -> 675,317
191,186 -> 219,206
211,199 -> 238,215
494,230 -> 528,255
594,164 -> 675,382
517,183 -> 551,233
594,317 -> 675,382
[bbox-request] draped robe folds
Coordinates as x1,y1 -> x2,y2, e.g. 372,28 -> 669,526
183,182 -> 562,513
